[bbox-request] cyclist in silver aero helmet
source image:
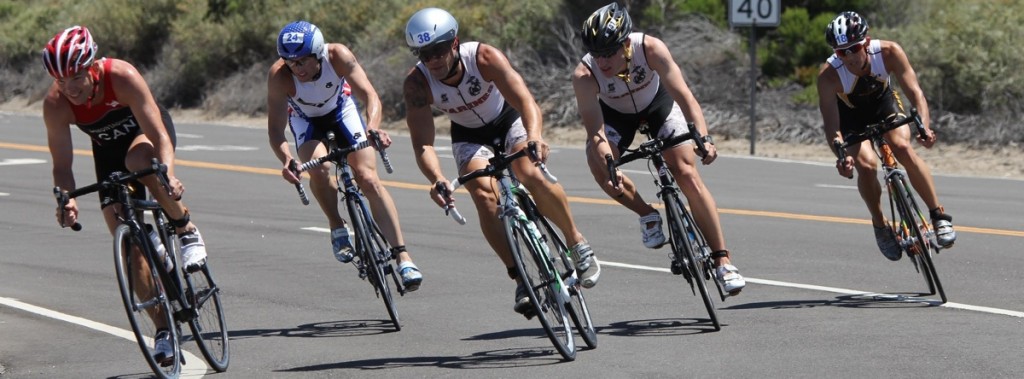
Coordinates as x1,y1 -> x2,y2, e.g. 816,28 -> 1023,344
402,7 -> 601,316
817,11 -> 956,261
405,7 -> 460,80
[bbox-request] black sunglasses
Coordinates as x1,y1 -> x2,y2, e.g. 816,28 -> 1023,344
589,47 -> 620,58
413,41 -> 454,62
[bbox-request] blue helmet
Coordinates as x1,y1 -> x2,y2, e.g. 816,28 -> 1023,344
277,21 -> 325,59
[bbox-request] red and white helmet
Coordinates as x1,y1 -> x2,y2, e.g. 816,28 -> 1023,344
42,26 -> 98,78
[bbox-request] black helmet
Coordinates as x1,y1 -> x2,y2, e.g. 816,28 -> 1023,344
581,2 -> 633,56
825,11 -> 869,48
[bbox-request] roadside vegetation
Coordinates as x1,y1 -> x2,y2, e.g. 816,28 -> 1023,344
1,0 -> 1020,148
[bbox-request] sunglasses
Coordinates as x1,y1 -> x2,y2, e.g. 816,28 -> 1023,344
835,37 -> 869,57
589,47 -> 620,59
413,41 -> 453,63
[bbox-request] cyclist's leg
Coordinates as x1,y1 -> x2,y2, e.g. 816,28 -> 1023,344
846,140 -> 887,227
886,126 -> 941,209
348,148 -> 408,258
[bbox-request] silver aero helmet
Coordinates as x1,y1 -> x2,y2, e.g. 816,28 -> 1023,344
405,8 -> 459,55
825,11 -> 869,49
277,21 -> 325,60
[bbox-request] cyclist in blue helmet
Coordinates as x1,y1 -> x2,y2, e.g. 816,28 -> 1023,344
818,11 -> 956,261
402,7 -> 600,317
267,20 -> 424,290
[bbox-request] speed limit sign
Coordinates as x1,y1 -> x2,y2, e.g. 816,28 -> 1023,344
729,0 -> 780,27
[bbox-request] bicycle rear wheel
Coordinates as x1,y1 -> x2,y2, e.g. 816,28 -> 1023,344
349,198 -> 400,330
506,217 -> 576,361
535,213 -> 597,349
664,195 -> 721,331
184,262 -> 230,371
890,177 -> 947,303
113,224 -> 181,378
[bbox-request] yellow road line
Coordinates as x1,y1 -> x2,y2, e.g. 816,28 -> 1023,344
4,140 -> 1021,237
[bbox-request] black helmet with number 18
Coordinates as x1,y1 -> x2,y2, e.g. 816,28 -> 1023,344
825,11 -> 869,49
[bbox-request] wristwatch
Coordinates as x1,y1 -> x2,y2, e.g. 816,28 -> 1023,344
703,134 -> 715,145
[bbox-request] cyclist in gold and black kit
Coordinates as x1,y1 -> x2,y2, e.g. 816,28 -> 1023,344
817,11 -> 957,261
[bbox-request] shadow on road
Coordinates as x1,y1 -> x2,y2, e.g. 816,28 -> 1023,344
276,347 -> 567,372
601,318 -> 719,337
225,319 -> 398,340
724,293 -> 942,311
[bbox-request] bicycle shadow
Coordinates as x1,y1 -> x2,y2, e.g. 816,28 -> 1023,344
724,293 -> 943,311
276,346 -> 566,373
601,318 -> 720,337
225,319 -> 398,341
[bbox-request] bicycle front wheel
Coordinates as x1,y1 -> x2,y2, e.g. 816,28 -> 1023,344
664,195 -> 721,331
890,176 -> 947,303
349,197 -> 400,330
113,224 -> 181,378
535,213 -> 597,349
184,263 -> 230,371
506,217 -> 576,360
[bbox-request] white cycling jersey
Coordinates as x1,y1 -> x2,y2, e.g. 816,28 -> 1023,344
582,32 -> 662,114
415,41 -> 505,128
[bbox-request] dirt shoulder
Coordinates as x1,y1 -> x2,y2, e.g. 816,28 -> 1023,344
4,98 -> 1020,180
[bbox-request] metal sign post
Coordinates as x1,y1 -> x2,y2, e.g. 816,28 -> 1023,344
729,0 -> 780,155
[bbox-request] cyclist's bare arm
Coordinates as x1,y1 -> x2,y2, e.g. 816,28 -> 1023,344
816,64 -> 855,176
266,61 -> 301,184
43,88 -> 79,225
328,43 -> 390,147
571,62 -> 621,188
476,43 -> 549,161
402,68 -> 449,208
644,36 -> 716,163
880,40 -> 934,147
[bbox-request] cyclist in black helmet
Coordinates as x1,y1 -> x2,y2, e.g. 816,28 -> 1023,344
572,2 -> 745,295
818,11 -> 957,261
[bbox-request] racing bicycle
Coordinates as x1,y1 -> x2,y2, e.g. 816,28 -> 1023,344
439,142 -> 597,361
292,130 -> 407,330
833,109 -> 947,303
606,122 -> 725,331
55,159 -> 229,378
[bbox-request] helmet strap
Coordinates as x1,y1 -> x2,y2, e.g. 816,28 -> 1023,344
440,43 -> 462,81
85,64 -> 100,109
615,43 -> 634,83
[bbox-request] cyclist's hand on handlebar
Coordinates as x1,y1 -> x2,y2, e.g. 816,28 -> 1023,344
282,159 -> 301,184
699,141 -> 718,165
371,129 -> 393,149
917,127 -> 937,149
836,156 -> 855,178
526,139 -> 550,164
56,197 -> 79,228
166,175 -> 185,200
430,179 -> 455,209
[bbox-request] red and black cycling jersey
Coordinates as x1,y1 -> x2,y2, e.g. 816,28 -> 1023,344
69,58 -> 141,146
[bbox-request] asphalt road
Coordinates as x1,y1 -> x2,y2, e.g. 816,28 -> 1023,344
1,111 -> 1022,378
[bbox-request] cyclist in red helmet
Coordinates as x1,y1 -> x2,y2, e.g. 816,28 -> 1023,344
42,25 -> 208,365
818,11 -> 957,261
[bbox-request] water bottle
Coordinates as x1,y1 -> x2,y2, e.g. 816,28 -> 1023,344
523,219 -> 549,255
146,224 -> 174,273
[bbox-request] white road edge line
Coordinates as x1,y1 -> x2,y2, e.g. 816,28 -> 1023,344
598,260 -> 1024,318
0,296 -> 209,377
